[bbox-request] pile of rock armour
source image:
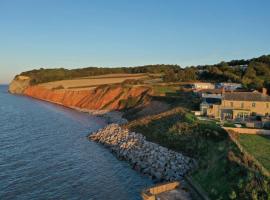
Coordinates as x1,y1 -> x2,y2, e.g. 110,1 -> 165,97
89,124 -> 195,181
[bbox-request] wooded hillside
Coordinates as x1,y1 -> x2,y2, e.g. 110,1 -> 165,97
20,54 -> 270,91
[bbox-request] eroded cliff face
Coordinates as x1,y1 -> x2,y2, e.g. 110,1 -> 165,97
9,73 -> 153,111
14,83 -> 152,111
9,76 -> 31,94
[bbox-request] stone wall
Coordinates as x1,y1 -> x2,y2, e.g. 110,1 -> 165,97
89,124 -> 195,182
141,181 -> 180,200
224,127 -> 270,135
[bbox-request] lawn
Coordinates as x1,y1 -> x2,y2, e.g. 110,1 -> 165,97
152,84 -> 179,95
238,134 -> 270,171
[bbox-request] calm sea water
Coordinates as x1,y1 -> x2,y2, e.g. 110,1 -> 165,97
0,85 -> 152,200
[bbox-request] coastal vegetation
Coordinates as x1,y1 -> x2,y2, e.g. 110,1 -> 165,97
38,73 -> 149,91
10,53 -> 270,199
20,54 -> 270,92
20,65 -> 177,85
125,108 -> 270,200
238,134 -> 270,171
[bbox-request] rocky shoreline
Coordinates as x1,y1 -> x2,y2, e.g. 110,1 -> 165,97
9,77 -> 195,182
89,124 -> 195,182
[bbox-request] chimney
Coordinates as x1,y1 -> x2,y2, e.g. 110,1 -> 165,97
262,88 -> 268,95
221,87 -> 226,94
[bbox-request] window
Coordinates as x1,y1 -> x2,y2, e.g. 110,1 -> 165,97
230,102 -> 234,107
237,112 -> 249,120
252,102 -> 256,108
241,102 -> 244,108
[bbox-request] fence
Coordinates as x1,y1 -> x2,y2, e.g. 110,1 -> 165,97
141,181 -> 180,200
224,127 -> 270,135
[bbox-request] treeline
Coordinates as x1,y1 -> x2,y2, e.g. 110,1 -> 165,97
20,64 -> 180,85
163,54 -> 270,91
20,54 -> 270,91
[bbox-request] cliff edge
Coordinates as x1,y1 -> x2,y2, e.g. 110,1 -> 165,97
23,84 -> 152,110
9,75 -> 31,94
9,75 -> 153,111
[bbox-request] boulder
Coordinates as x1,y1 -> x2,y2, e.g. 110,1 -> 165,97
89,124 -> 195,181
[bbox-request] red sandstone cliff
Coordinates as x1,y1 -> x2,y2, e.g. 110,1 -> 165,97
22,84 -> 152,111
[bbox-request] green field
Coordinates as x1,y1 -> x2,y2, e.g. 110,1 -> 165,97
238,134 -> 270,171
152,85 -> 179,95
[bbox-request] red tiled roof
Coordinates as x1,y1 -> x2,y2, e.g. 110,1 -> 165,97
224,92 -> 270,102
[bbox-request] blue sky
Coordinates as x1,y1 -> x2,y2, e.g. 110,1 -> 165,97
1,0 -> 270,83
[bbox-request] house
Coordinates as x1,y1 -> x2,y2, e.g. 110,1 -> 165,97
199,89 -> 223,116
203,88 -> 270,120
200,98 -> 221,116
198,88 -> 223,99
189,82 -> 215,90
216,82 -> 242,91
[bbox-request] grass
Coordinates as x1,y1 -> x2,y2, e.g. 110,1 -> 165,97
223,122 -> 236,128
126,108 -> 270,199
192,140 -> 232,198
152,85 -> 178,95
238,134 -> 270,171
39,73 -> 149,91
152,90 -> 201,110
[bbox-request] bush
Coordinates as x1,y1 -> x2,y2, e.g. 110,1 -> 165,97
20,65 -> 181,84
223,122 -> 236,128
126,107 -> 270,199
119,97 -> 140,109
52,85 -> 64,90
122,79 -> 144,85
196,121 -> 227,141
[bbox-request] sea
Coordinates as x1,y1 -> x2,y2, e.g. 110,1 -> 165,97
0,85 -> 152,200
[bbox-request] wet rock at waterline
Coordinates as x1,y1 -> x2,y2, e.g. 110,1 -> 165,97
89,124 -> 195,181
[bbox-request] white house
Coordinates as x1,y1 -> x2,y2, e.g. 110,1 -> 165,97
191,82 -> 215,90
216,83 -> 242,91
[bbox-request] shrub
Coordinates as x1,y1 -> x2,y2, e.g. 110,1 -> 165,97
122,79 -> 144,85
52,85 -> 64,90
119,97 -> 140,109
223,122 -> 236,128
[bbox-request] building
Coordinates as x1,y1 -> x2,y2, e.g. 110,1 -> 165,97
216,82 -> 242,91
189,82 -> 215,90
199,89 -> 223,116
198,89 -> 223,99
203,88 -> 270,120
200,98 -> 221,116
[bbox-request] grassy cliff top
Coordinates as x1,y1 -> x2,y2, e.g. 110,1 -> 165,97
17,54 -> 270,93
19,64 -> 179,85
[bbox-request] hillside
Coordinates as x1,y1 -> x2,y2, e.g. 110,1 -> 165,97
8,54 -> 270,199
9,74 -> 154,112
19,64 -> 178,85
17,54 -> 270,92
124,108 -> 270,200
162,54 -> 270,91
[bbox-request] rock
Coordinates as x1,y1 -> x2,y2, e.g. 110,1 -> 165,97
21,84 -> 152,112
89,124 -> 195,181
9,75 -> 31,94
